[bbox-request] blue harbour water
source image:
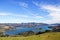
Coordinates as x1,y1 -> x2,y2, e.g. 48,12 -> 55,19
3,25 -> 51,35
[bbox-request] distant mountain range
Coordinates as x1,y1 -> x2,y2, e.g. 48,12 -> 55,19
0,23 -> 60,27
0,23 -> 48,28
0,23 -> 60,32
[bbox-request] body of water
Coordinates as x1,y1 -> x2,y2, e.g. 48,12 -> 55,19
3,25 -> 51,35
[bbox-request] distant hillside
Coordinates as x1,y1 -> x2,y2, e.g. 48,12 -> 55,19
26,32 -> 60,40
0,23 -> 48,28
0,32 -> 60,40
49,23 -> 60,32
50,23 -> 60,26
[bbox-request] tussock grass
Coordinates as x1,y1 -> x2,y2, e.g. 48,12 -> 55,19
0,32 -> 60,40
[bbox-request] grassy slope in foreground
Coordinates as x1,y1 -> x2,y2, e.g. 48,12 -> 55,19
0,32 -> 60,40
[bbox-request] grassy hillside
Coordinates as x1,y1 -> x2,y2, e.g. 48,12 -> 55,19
0,32 -> 60,40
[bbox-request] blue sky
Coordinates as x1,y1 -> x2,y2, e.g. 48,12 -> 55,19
0,0 -> 60,23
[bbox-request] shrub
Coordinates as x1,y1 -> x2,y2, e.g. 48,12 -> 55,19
19,31 -> 35,36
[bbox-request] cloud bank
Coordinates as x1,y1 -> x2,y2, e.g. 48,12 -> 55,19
32,1 -> 60,24
41,5 -> 60,24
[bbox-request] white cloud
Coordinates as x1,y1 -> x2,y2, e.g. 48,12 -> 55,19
12,0 -> 28,8
0,12 -> 43,19
13,14 -> 29,17
32,1 -> 39,7
0,13 -> 29,18
16,2 -> 28,8
0,13 -> 11,16
41,5 -> 60,12
41,5 -> 60,24
31,13 -> 43,19
45,12 -> 60,24
0,12 -> 44,23
32,1 -> 60,23
35,16 -> 43,18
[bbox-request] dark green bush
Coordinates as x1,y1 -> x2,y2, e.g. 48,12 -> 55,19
18,31 -> 35,36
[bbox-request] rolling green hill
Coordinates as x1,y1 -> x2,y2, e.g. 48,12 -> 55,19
0,32 -> 60,40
